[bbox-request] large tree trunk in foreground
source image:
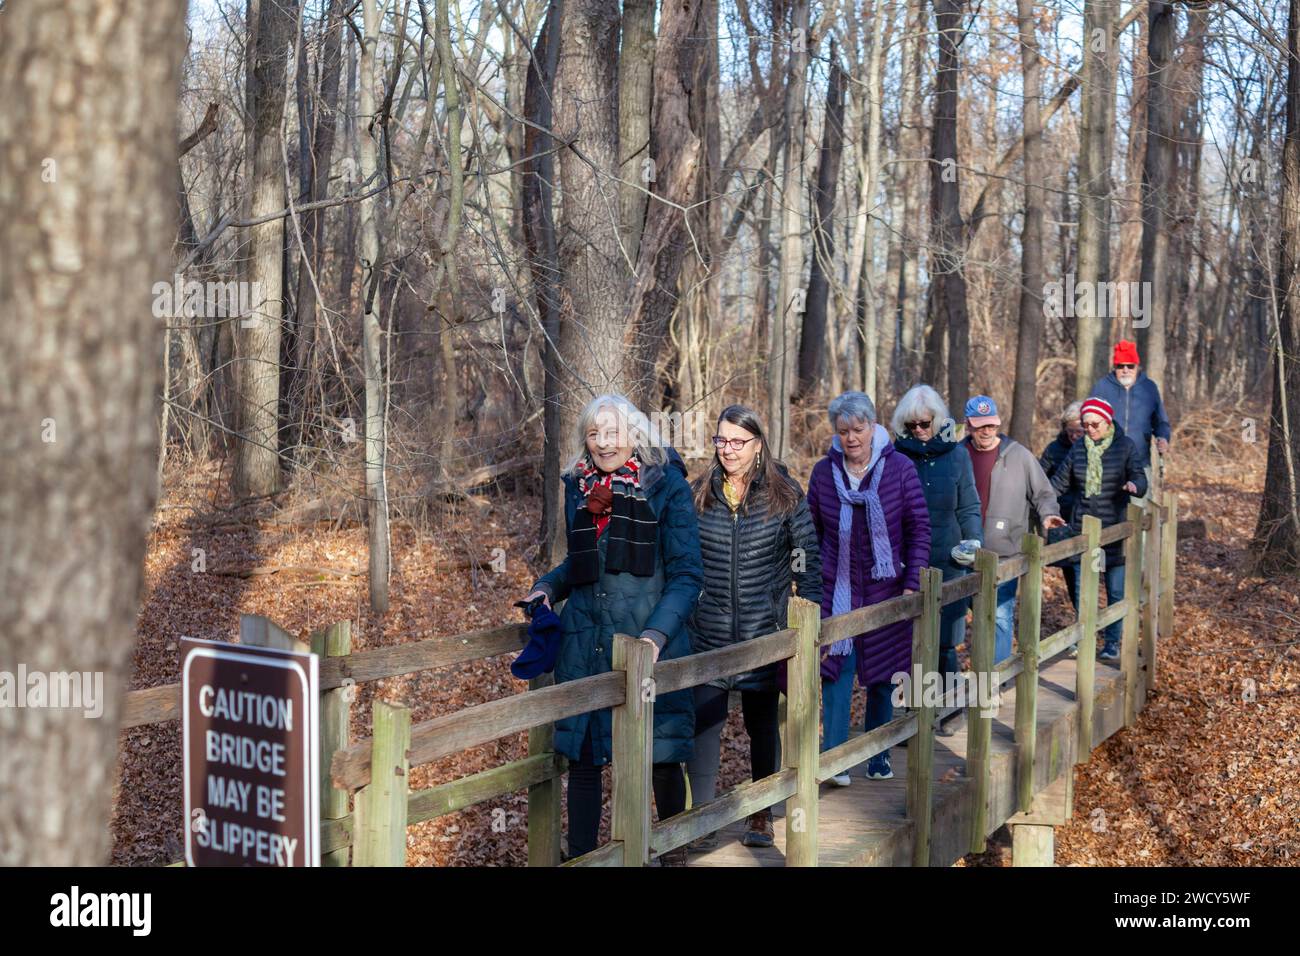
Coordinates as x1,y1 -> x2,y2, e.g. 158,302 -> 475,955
1254,0 -> 1300,571
235,0 -> 294,497
0,0 -> 187,864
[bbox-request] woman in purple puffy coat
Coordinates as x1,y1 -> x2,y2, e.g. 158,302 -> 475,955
806,391 -> 931,783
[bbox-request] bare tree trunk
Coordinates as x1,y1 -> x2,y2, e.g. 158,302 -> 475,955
1009,0 -> 1045,445
622,0 -> 709,410
236,0 -> 295,497
294,0 -> 345,380
1073,0 -> 1118,399
523,2 -> 566,564
359,0 -> 390,611
618,0 -> 655,258
770,0 -> 810,458
554,0 -> 627,552
1137,1 -> 1175,385
892,0 -> 926,388
797,42 -> 845,400
927,0 -> 971,410
1255,0 -> 1300,570
0,0 -> 186,864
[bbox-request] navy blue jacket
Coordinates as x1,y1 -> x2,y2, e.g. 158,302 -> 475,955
532,451 -> 703,766
894,434 -> 983,580
1089,372 -> 1171,469
1039,431 -> 1080,523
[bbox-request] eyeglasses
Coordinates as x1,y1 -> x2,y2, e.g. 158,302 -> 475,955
970,424 -> 999,433
1082,419 -> 1109,431
713,435 -> 758,451
1115,364 -> 1136,370
905,420 -> 933,431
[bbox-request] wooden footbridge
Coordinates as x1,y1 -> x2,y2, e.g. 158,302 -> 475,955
125,492 -> 1177,867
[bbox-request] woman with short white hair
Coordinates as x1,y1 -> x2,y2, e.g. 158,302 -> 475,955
892,385 -> 982,735
524,393 -> 703,862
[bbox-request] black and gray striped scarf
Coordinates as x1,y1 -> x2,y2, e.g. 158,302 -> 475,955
569,453 -> 657,584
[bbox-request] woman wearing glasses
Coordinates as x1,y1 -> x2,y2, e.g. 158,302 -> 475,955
685,405 -> 821,850
891,385 -> 983,736
807,391 -> 930,782
1048,397 -> 1146,660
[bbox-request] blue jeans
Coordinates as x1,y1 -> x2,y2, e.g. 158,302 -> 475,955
863,681 -> 894,762
821,648 -> 896,760
994,578 -> 1018,665
821,648 -> 856,752
1072,560 -> 1126,650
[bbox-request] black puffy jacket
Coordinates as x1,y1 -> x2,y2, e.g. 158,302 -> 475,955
689,463 -> 823,691
1049,423 -> 1147,566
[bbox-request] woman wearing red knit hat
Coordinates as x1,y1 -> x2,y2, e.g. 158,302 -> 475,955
1047,397 -> 1147,660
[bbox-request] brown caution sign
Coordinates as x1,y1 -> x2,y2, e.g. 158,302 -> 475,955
182,638 -> 319,866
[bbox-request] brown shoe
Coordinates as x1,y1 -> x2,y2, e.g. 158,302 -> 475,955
740,809 -> 775,848
655,846 -> 689,867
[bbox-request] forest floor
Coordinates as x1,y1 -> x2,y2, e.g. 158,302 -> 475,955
112,407 -> 1297,866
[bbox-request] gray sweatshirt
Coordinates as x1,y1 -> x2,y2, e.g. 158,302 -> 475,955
964,435 -> 1061,558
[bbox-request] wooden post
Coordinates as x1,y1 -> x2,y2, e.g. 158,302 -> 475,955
1014,534 -> 1043,813
785,596 -> 822,867
353,700 -> 411,866
907,567 -> 941,865
1143,496 -> 1161,687
1158,490 -> 1178,665
1121,505 -> 1144,727
311,621 -> 353,866
968,548 -> 998,854
527,672 -> 563,866
610,634 -> 653,867
1075,516 -> 1102,763
240,613 -> 307,652
1011,824 -> 1054,866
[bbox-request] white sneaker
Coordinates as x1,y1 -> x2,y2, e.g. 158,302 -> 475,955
830,773 -> 851,787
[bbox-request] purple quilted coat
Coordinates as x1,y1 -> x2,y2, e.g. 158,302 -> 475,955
806,439 -> 931,685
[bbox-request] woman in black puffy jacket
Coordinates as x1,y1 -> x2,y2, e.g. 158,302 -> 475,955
686,405 -> 822,851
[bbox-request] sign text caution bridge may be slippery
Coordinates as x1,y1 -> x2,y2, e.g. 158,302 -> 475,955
182,637 -> 319,866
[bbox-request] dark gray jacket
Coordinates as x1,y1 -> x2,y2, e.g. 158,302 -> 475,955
689,464 -> 822,692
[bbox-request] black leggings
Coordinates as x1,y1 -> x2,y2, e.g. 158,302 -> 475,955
566,725 -> 686,858
686,684 -> 780,805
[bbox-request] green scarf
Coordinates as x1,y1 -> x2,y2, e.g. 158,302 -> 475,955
1084,425 -> 1114,497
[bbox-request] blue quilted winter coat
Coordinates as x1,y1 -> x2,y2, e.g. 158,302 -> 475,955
532,451 -> 703,765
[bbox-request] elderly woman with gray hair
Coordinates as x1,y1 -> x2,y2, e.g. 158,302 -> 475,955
891,385 -> 983,735
524,393 -> 703,863
806,391 -> 930,782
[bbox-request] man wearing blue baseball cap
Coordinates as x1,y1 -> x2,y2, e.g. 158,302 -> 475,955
962,396 -> 1066,664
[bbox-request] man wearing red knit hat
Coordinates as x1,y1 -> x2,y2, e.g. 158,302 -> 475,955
1089,340 -> 1171,480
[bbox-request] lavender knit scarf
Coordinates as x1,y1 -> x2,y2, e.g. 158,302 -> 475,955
828,426 -> 896,656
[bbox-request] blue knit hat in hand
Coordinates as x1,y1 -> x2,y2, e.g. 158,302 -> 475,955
510,603 -> 563,680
